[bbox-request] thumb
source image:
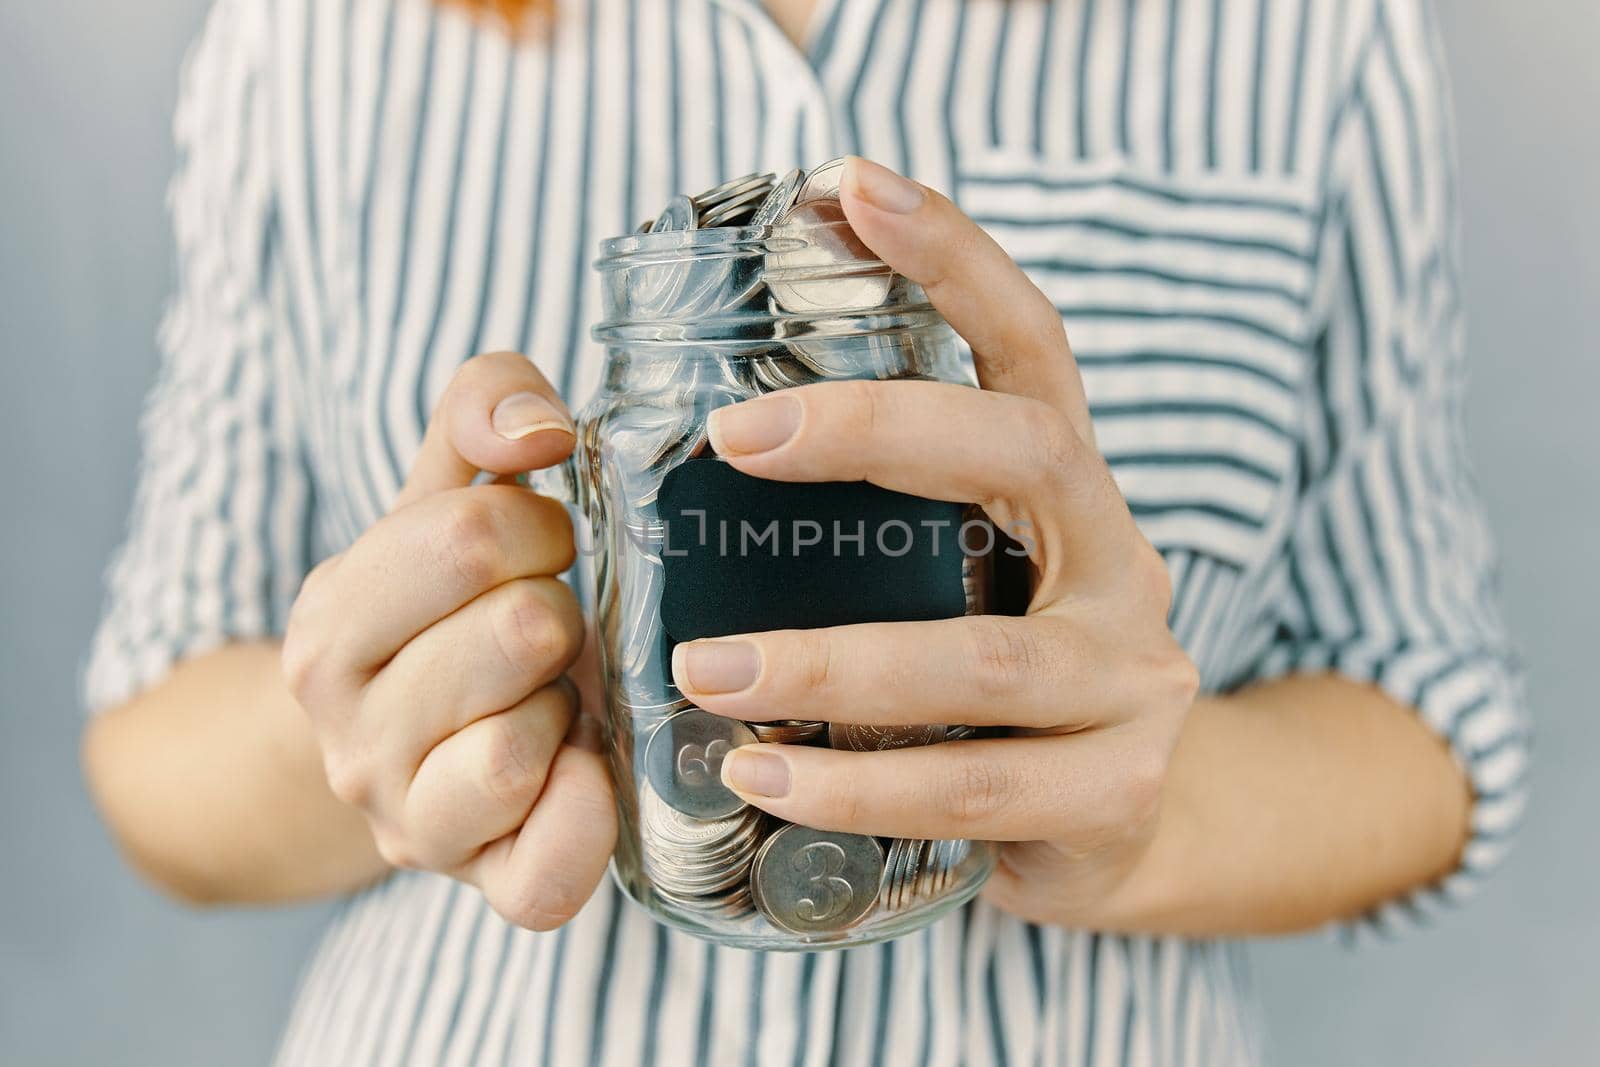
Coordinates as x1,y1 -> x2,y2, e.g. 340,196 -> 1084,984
393,350 -> 576,511
838,156 -> 1094,444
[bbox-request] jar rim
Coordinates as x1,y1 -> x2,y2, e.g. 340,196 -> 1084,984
591,305 -> 950,346
593,218 -> 885,271
592,218 -> 943,345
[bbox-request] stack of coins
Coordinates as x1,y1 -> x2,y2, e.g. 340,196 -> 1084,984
638,710 -> 764,917
606,160 -> 989,938
639,785 -> 763,918
878,838 -> 974,913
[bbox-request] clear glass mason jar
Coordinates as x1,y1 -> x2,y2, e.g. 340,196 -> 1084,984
575,217 -> 997,950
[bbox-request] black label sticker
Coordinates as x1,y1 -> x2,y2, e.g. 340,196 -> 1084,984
656,459 -> 969,642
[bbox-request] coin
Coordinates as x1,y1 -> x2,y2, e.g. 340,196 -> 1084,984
644,708 -> 756,819
827,722 -> 947,752
651,193 -> 699,232
700,184 -> 775,227
654,882 -> 756,919
693,172 -> 775,211
795,157 -> 846,203
878,838 -> 914,912
766,198 -> 892,314
747,720 -> 826,744
639,784 -> 750,849
751,168 -> 804,229
751,825 -> 884,935
919,838 -> 971,898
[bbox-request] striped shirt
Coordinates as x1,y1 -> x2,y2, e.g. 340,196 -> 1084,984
87,0 -> 1530,1063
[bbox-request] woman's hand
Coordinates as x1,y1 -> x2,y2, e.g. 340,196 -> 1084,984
669,158 -> 1200,928
282,352 -> 616,931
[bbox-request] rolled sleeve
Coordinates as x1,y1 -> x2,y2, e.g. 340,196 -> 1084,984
1252,0 -> 1530,932
85,0 -> 312,713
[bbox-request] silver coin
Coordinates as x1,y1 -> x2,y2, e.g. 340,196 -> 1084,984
643,806 -> 763,862
751,825 -> 884,935
747,720 -> 826,744
694,172 -> 775,211
654,882 -> 756,919
650,854 -> 757,896
750,168 -> 804,229
828,722 -> 947,752
644,708 -> 756,819
650,258 -> 741,320
638,784 -> 750,849
899,840 -> 929,910
651,193 -> 698,232
650,848 -> 760,895
747,351 -> 821,393
766,198 -> 892,314
700,184 -> 775,228
787,333 -> 895,382
795,157 -> 846,203
878,838 -> 913,912
622,691 -> 692,720
918,838 -> 971,898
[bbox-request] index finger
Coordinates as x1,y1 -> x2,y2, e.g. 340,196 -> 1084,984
839,157 -> 1094,443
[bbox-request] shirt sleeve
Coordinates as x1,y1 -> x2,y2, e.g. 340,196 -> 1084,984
1251,0 -> 1530,934
84,0 -> 313,713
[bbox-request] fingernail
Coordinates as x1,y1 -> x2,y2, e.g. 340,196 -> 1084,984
492,391 -> 574,441
673,640 -> 761,694
722,748 -> 791,799
708,395 -> 801,456
846,156 -> 925,214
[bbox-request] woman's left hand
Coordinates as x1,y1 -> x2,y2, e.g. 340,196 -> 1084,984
669,157 -> 1200,929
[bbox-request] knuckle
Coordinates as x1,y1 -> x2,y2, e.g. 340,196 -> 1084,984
491,584 -> 574,675
279,629 -> 322,701
282,563 -> 345,698
479,715 -> 547,813
528,495 -> 579,572
1167,648 -> 1201,710
792,632 -> 835,696
1130,540 -> 1174,615
290,558 -> 335,619
964,616 -> 1054,699
827,380 -> 882,453
322,752 -> 373,810
1117,747 -> 1169,829
436,496 -> 503,589
372,828 -> 418,871
939,758 -> 1010,830
817,783 -> 864,829
1023,403 -> 1077,488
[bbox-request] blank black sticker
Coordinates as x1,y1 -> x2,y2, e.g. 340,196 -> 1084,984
656,459 -> 968,642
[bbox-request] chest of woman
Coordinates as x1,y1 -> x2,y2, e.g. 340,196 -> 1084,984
275,0 -> 1333,681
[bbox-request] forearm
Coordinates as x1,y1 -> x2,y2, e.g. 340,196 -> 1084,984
82,642 -> 387,905
1096,672 -> 1473,936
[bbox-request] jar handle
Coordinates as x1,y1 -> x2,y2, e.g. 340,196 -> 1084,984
522,454 -> 579,508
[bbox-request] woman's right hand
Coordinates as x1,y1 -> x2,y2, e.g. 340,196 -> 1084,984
281,351 -> 616,931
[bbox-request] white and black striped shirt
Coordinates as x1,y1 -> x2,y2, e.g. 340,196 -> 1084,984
88,0 -> 1529,1063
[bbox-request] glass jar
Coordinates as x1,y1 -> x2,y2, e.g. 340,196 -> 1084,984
575,216 -> 997,950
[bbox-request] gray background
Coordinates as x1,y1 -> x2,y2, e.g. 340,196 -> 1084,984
1,1 -> 1593,1063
